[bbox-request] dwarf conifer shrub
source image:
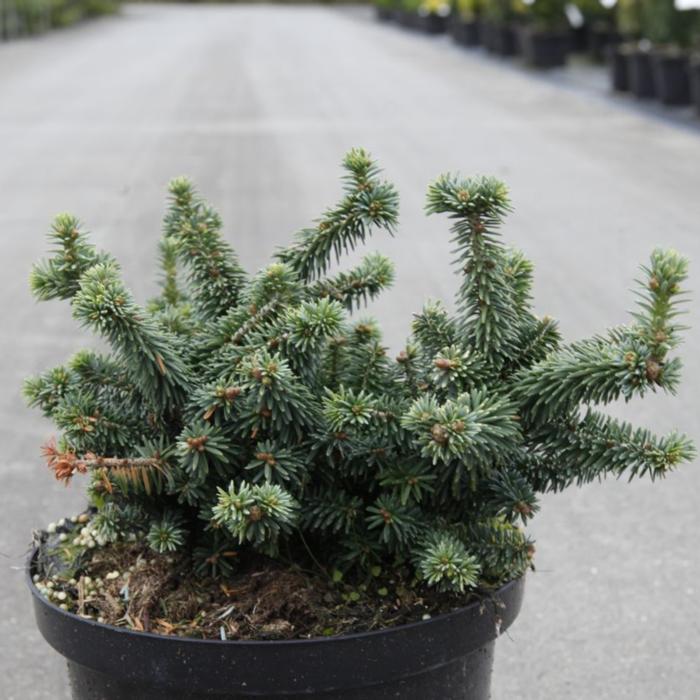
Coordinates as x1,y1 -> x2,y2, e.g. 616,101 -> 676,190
26,150 -> 694,595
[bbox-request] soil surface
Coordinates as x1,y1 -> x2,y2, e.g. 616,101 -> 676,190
34,538 -> 499,641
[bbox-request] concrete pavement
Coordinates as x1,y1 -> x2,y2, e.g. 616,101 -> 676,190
0,5 -> 698,698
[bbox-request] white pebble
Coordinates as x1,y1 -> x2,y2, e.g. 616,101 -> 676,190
57,518 -> 66,527
47,522 -> 57,534
56,592 -> 67,601
58,533 -> 68,542
106,571 -> 120,580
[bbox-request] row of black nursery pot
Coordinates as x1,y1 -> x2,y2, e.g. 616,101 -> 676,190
452,17 -> 571,68
609,42 -> 700,115
376,7 -> 573,69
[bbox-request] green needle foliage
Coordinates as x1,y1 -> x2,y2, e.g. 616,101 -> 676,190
26,149 -> 694,596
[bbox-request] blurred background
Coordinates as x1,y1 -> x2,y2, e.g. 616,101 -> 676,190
1,1 -> 699,698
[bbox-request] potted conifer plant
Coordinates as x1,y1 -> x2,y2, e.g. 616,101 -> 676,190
576,0 -> 619,62
26,150 -> 694,700
692,53 -> 700,116
482,0 -> 523,55
417,0 -> 452,33
375,0 -> 397,22
609,0 -> 643,92
642,0 -> 692,106
518,0 -> 571,68
449,0 -> 483,46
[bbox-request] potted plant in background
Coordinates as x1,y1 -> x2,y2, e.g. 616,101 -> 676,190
482,0 -> 524,55
25,150 -> 693,700
396,0 -> 422,28
649,4 -> 700,106
622,0 -> 674,99
691,15 -> 700,115
576,0 -> 619,61
609,0 -> 643,92
638,0 -> 686,104
450,0 -> 483,46
519,0 -> 571,68
374,0 -> 397,22
417,0 -> 452,33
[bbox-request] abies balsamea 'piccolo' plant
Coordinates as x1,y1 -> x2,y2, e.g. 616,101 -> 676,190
26,149 -> 694,597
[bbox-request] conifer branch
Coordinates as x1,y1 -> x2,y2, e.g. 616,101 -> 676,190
72,263 -> 191,411
30,214 -> 114,301
426,175 -> 519,365
164,178 -> 247,319
311,253 -> 395,311
276,148 -> 399,280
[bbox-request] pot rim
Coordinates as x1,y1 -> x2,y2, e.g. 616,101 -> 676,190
27,547 -> 523,647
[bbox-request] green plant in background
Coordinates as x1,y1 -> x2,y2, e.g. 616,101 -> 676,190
454,0 -> 483,21
616,0 -> 643,38
26,150 -> 694,597
639,0 -> 700,48
640,0 -> 676,44
400,0 -> 421,13
521,0 -> 567,29
374,0 -> 397,12
483,0 -> 528,24
0,0 -> 117,38
575,0 -> 614,25
420,0 -> 451,15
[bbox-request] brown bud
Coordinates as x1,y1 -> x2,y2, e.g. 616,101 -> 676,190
515,502 -> 532,516
648,276 -> 660,291
645,358 -> 662,382
451,420 -> 465,433
396,350 -> 409,364
248,506 -> 263,522
431,424 -> 449,445
186,435 -> 209,452
457,189 -> 470,203
255,452 -> 276,466
368,201 -> 383,217
434,358 -> 455,371
223,387 -> 241,401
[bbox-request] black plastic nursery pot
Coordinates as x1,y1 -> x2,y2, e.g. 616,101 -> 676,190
418,11 -> 449,35
651,51 -> 691,106
626,47 -> 656,99
608,44 -> 630,92
568,24 -> 589,54
589,25 -> 620,63
482,21 -> 518,57
375,6 -> 394,21
395,9 -> 418,29
519,28 -> 570,69
29,557 -> 525,700
691,58 -> 700,116
449,17 -> 481,47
